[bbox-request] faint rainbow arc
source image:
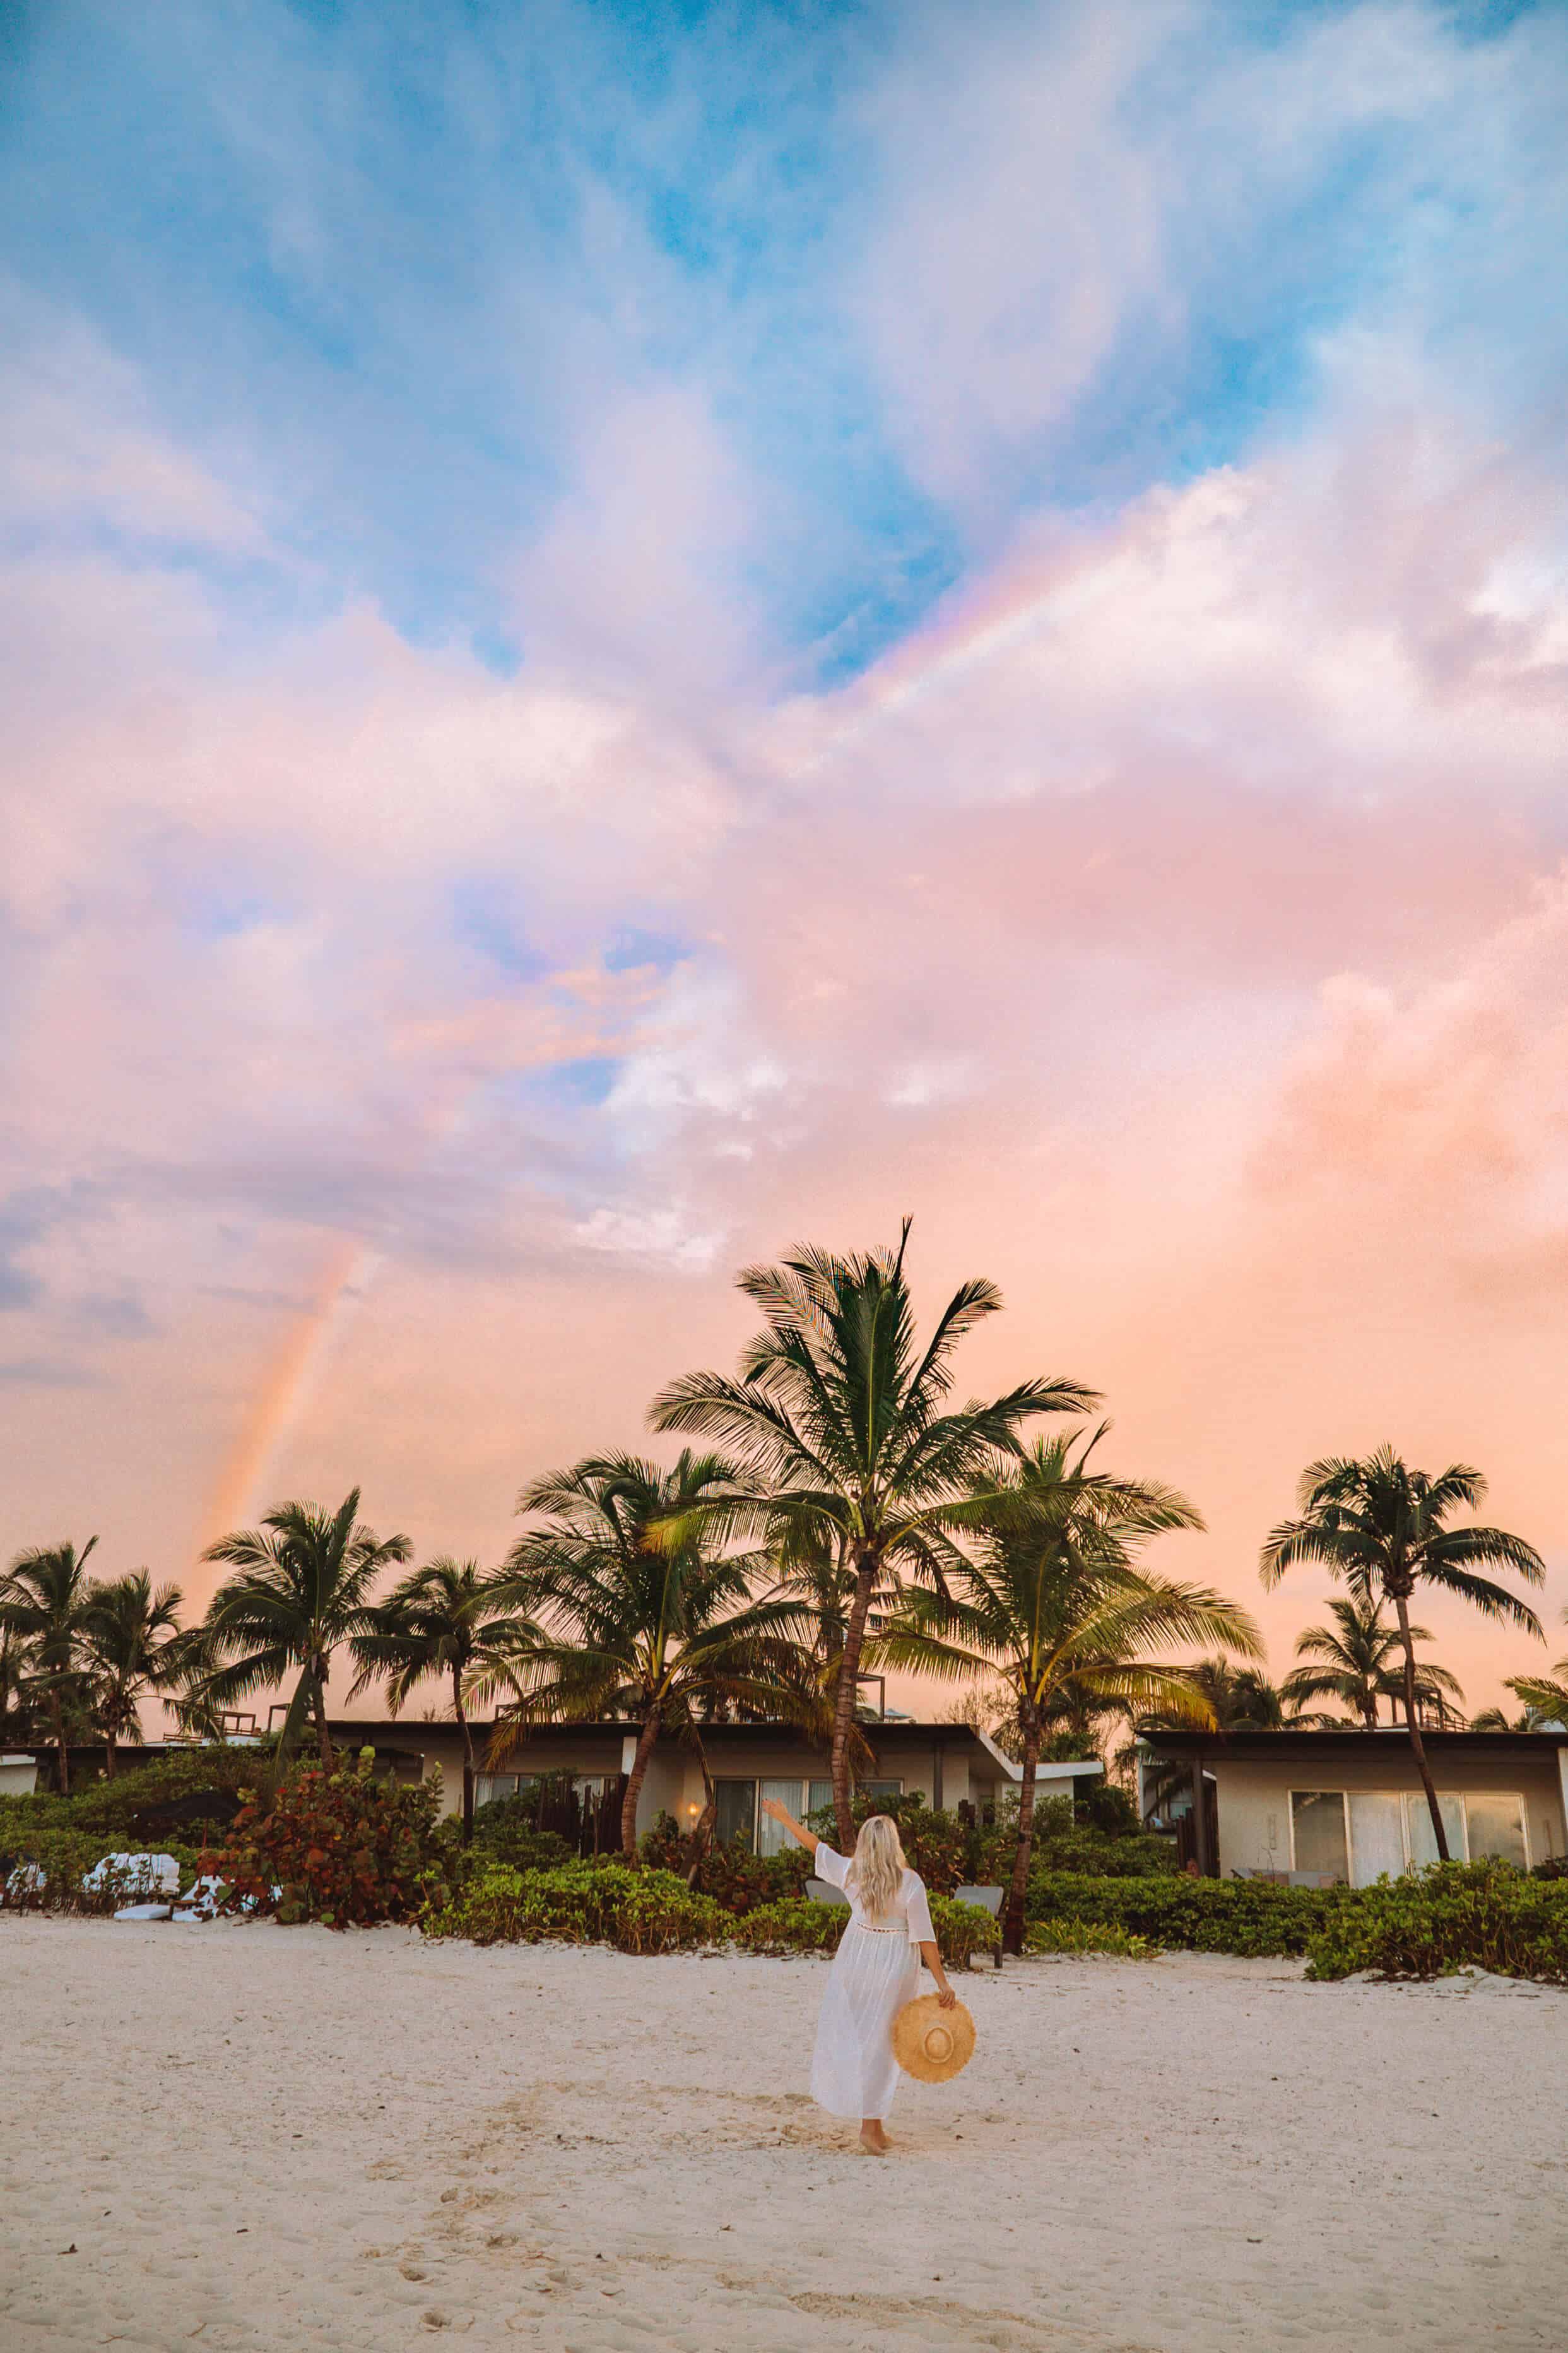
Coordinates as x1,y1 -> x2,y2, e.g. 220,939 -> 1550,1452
197,555 -> 1100,1551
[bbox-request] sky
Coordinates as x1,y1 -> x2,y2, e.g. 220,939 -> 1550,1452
3,0 -> 1567,1722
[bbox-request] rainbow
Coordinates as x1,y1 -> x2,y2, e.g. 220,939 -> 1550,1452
196,538 -> 1106,1551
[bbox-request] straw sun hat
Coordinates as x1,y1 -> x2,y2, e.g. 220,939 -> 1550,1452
892,1993 -> 976,2083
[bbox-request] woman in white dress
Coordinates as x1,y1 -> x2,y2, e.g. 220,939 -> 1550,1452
759,1796 -> 957,2156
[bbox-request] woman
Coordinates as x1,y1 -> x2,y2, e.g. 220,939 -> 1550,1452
760,1795 -> 957,2156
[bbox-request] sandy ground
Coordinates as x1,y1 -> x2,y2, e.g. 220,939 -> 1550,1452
3,1917 -> 1564,2353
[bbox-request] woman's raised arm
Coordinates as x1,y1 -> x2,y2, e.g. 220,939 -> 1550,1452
758,1794 -> 819,1855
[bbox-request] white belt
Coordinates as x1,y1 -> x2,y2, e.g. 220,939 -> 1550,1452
852,1921 -> 900,1935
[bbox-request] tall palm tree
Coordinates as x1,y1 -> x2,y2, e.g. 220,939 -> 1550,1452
199,1490 -> 411,1769
81,1570 -> 186,1775
483,1450 -> 822,1858
651,1225 -> 1097,1844
350,1558 -> 524,1837
1261,1448 -> 1543,1859
0,1539 -> 100,1794
879,1432 -> 1261,1950
1280,1593 -> 1465,1730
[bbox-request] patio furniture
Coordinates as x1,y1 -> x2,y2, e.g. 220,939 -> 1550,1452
953,1884 -> 1005,1971
805,1877 -> 850,1907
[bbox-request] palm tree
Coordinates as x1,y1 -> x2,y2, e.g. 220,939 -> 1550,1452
81,1570 -> 186,1775
199,1490 -> 411,1769
1506,1606 -> 1568,1730
1261,1448 -> 1543,1859
651,1225 -> 1097,1845
0,1539 -> 100,1794
878,1431 -> 1262,1950
350,1558 -> 523,1837
483,1450 -> 822,1859
1280,1593 -> 1464,1730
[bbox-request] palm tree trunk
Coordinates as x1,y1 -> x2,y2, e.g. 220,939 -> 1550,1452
621,1710 -> 663,1860
103,1721 -> 117,1778
685,1736 -> 716,1887
52,1690 -> 70,1798
1003,1718 -> 1041,1956
310,1669 -> 335,1772
830,1546 -> 880,1850
454,1666 -> 475,1842
1393,1590 -> 1448,1861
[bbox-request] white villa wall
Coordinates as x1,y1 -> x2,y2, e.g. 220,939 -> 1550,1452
1208,1752 -> 1566,1878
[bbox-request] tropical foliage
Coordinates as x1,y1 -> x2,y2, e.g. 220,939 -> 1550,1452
1280,1593 -> 1464,1729
878,1430 -> 1261,1948
200,1490 -> 412,1767
483,1449 -> 822,1856
651,1226 -> 1097,1844
216,1750 -> 442,1929
0,1539 -> 106,1793
1261,1449 -> 1543,1858
1304,1861 -> 1568,1984
349,1556 -> 519,1835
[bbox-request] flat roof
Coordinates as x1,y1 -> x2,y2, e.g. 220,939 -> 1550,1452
325,1717 -> 1011,1740
1142,1729 -> 1568,1763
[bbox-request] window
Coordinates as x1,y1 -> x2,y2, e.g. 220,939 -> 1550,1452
808,1779 -> 834,1818
1405,1792 -> 1465,1868
474,1773 -> 522,1807
863,1779 -> 903,1798
1348,1793 -> 1406,1886
1465,1793 -> 1528,1867
1292,1789 -> 1530,1881
1291,1791 -> 1349,1880
714,1779 -> 757,1851
757,1779 -> 801,1857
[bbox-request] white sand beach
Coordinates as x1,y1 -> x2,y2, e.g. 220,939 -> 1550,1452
4,1917 -> 1563,2353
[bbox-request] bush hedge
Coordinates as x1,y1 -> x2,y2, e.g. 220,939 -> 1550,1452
1023,1872 -> 1347,1956
1024,1916 -> 1161,1960
421,1861 -> 729,1953
729,1899 -> 842,1956
1304,1862 -> 1568,1983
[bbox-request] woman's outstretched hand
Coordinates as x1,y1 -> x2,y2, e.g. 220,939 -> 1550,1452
759,1796 -> 791,1826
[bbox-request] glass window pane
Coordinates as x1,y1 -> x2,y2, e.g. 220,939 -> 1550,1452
1291,1791 -> 1348,1879
1465,1793 -> 1527,1867
715,1779 -> 757,1851
862,1778 -> 902,1797
808,1780 -> 835,1818
757,1780 -> 802,1857
474,1775 -> 497,1808
1348,1793 -> 1407,1886
1404,1791 -> 1466,1866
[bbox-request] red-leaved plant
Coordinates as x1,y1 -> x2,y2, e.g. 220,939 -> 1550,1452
218,1752 -> 444,1930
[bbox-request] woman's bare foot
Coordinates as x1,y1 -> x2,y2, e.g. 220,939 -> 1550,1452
859,2121 -> 890,2156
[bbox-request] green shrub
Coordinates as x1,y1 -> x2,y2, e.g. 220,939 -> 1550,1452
65,1746 -> 282,1834
1304,1861 -> 1568,1983
421,1860 -> 728,1953
469,1805 -> 574,1874
1024,1916 -> 1160,1960
1023,1871 -> 1347,1957
217,1756 -> 443,1929
729,1898 -> 842,1955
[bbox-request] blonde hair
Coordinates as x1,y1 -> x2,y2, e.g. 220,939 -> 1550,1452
849,1813 -> 907,1922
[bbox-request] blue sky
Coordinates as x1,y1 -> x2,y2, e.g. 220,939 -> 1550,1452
7,0 -> 1561,687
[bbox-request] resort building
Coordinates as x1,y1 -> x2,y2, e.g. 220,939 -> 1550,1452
1140,1728 -> 1568,1883
321,1714 -> 1103,1845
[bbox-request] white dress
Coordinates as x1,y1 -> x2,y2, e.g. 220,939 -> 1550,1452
808,1844 -> 936,2120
